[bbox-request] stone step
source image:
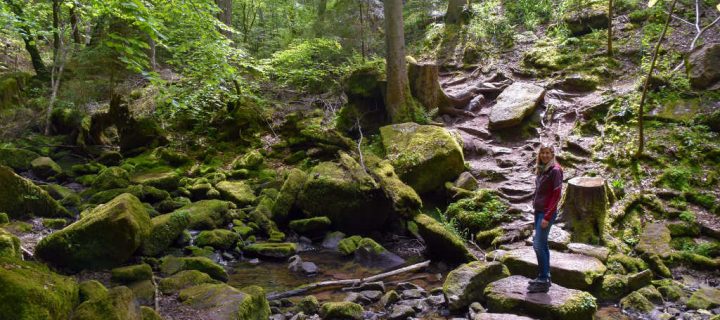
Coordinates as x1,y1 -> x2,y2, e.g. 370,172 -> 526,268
484,275 -> 597,320
499,247 -> 606,290
473,313 -> 537,320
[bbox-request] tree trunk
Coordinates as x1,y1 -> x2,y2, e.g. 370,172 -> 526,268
53,0 -> 61,59
215,0 -> 233,38
407,61 -> 473,116
607,0 -> 613,57
4,0 -> 49,79
637,0 -> 677,157
70,5 -> 82,44
561,176 -> 610,245
314,0 -> 328,37
383,0 -> 419,123
446,0 -> 465,24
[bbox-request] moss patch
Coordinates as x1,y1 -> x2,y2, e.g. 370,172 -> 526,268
413,213 -> 475,263
0,166 -> 70,219
160,256 -> 228,282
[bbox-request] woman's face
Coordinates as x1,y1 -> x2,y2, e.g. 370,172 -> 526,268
539,148 -> 553,164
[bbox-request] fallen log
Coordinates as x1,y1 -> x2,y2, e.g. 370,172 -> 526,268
266,260 -> 431,300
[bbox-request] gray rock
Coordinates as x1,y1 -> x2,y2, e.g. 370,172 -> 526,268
380,290 -> 400,307
688,43 -> 720,90
488,83 -> 545,130
443,261 -> 510,311
473,313 -> 537,320
389,305 -> 416,320
454,172 -> 479,191
426,294 -> 445,306
563,8 -> 609,36
354,244 -> 405,270
567,243 -> 610,262
322,231 -> 345,250
401,289 -> 426,299
500,247 -> 606,290
345,281 -> 385,293
468,301 -> 486,319
360,290 -> 383,302
636,222 -> 673,259
528,227 -> 571,250
395,298 -> 429,313
344,292 -> 371,305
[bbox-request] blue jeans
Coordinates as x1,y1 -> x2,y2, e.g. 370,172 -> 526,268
533,210 -> 557,281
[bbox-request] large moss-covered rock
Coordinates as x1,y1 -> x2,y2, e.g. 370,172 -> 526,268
562,7 -> 609,36
71,286 -> 141,320
687,287 -> 720,310
0,166 -> 70,219
319,301 -> 363,320
595,270 -> 653,301
87,185 -> 170,205
353,237 -> 405,269
413,214 -> 475,263
687,43 -> 720,90
91,167 -> 131,191
380,123 -> 464,194
288,216 -> 332,235
296,155 -> 393,234
272,168 -> 307,223
215,180 -> 256,207
501,247 -> 606,290
35,193 -> 151,271
158,270 -> 220,294
178,284 -> 270,320
636,222 -> 673,259
160,256 -> 228,282
111,264 -> 153,284
78,280 -> 108,303
131,170 -> 180,191
0,148 -> 39,171
175,200 -> 233,230
368,159 -> 422,217
619,290 -> 654,312
195,229 -> 239,250
243,243 -> 297,259
484,275 -> 597,319
140,210 -> 191,256
43,184 -> 82,208
0,256 -> 79,320
31,157 -> 62,179
0,228 -> 21,259
445,189 -> 512,233
140,307 -> 162,320
443,261 -> 511,311
488,82 -> 545,130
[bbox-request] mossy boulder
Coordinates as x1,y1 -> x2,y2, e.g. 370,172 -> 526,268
606,253 -> 648,274
0,212 -> 7,224
71,286 -> 141,320
195,229 -> 239,250
0,228 -> 21,259
160,256 -> 228,282
131,170 -> 180,191
0,147 -> 39,171
687,43 -> 720,90
140,306 -> 162,320
78,280 -> 108,303
687,287 -> 720,310
140,210 -> 191,256
272,168 -> 307,223
595,270 -> 652,301
443,261 -> 511,311
232,150 -> 264,169
484,275 -> 597,319
87,185 -> 169,205
353,237 -> 405,269
128,280 -> 155,306
368,159 -> 422,217
215,180 -> 256,207
338,235 -> 363,255
488,82 -> 546,130
445,189 -> 512,233
319,301 -> 363,320
42,184 -> 81,208
243,242 -> 297,259
0,166 -> 70,219
91,166 -> 131,191
35,193 -> 151,271
296,155 -> 393,234
289,216 -> 332,235
297,295 -> 320,314
619,290 -> 655,313
30,157 -> 62,179
562,7 -> 609,36
158,270 -> 220,294
636,222 -> 673,259
380,123 -> 464,194
176,200 -> 233,230
653,279 -> 686,301
501,247 -> 606,290
178,284 -> 270,320
0,256 -> 79,320
413,214 -> 475,263
111,264 -> 153,284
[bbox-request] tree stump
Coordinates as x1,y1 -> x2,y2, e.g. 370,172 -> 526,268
407,60 -> 474,117
561,176 -> 610,245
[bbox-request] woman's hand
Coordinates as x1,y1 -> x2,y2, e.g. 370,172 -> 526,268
541,219 -> 549,229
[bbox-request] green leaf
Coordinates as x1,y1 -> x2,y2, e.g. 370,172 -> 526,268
648,0 -> 660,7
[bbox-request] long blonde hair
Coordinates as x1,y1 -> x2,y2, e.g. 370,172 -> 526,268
535,143 -> 556,175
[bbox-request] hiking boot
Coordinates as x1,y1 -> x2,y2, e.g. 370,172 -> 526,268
527,277 -> 551,285
527,280 -> 551,293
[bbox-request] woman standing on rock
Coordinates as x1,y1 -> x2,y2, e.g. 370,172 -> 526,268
527,143 -> 563,293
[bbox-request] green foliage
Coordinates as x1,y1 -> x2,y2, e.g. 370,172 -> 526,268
503,0 -> 555,28
434,208 -> 469,240
265,39 -> 349,93
445,189 -> 511,233
467,0 -> 515,48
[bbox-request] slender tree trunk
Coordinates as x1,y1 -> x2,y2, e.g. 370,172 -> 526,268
637,0 -> 677,157
314,0 -> 328,37
4,0 -> 49,78
608,0 -> 613,57
70,5 -> 82,44
446,0 -> 465,24
53,0 -> 61,60
383,0 -> 418,123
148,36 -> 157,70
215,0 -> 233,38
359,0 -> 366,60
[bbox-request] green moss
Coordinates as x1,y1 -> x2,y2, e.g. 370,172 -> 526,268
0,228 -> 22,259
41,218 -> 67,229
111,264 -> 153,284
319,301 -> 363,320
368,158 -> 422,217
0,212 -> 8,224
607,254 -> 648,274
176,200 -> 233,230
30,157 -> 62,179
178,283 -> 269,319
71,286 -> 140,320
71,162 -> 105,176
140,306 -> 163,320
338,235 -> 363,255
596,274 -> 630,301
232,150 -> 264,169
687,287 -> 720,310
160,256 -> 228,281
445,189 -> 511,233
91,167 -> 131,191
413,213 -> 475,263
158,270 -> 219,295
243,242 -> 297,259
131,170 -> 180,191
195,229 -> 239,250
42,184 -> 81,208
141,210 -> 191,257
475,227 -> 504,247
0,256 -> 79,320
236,285 -> 270,320
0,148 -> 40,172
380,123 -> 465,194
271,168 -> 307,223
296,295 -> 319,314
35,193 -> 151,271
0,166 -> 70,219
215,180 -> 256,207
653,279 -> 685,301
288,216 -> 332,235
443,261 -> 510,311
78,280 -> 108,303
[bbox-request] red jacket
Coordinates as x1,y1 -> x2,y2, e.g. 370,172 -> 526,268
532,163 -> 563,221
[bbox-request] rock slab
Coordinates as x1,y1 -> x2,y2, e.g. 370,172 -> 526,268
489,83 -> 545,130
484,275 -> 597,320
501,247 -> 606,290
688,43 -> 720,90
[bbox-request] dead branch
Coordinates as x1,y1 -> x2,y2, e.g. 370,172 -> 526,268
266,260 -> 431,300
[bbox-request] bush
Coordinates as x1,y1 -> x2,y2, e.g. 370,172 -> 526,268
266,39 -> 349,93
445,189 -> 511,233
